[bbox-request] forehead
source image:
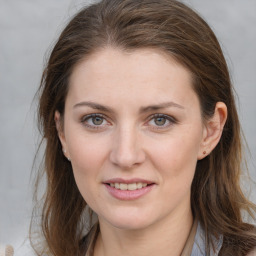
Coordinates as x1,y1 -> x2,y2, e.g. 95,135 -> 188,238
67,47 -> 198,109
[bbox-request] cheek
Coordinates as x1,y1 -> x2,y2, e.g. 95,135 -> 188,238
66,133 -> 109,197
67,129 -> 109,170
148,128 -> 202,180
68,143 -> 105,208
150,135 -> 200,208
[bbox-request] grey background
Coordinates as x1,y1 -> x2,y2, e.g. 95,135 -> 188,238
0,0 -> 255,255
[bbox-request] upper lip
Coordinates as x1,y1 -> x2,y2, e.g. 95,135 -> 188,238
103,178 -> 155,184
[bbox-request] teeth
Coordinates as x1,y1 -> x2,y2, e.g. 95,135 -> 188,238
137,183 -> 143,189
119,183 -> 128,190
128,183 -> 137,190
110,182 -> 148,190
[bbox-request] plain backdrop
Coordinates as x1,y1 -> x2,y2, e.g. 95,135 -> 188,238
0,0 -> 255,255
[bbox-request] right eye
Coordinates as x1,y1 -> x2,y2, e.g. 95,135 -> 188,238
81,114 -> 110,130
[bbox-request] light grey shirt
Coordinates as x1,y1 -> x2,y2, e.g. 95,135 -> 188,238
191,222 -> 223,256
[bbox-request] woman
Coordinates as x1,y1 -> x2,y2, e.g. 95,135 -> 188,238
31,0 -> 256,255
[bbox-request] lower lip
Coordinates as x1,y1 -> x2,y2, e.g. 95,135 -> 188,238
104,184 -> 155,200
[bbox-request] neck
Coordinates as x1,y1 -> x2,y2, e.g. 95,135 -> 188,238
94,207 -> 193,256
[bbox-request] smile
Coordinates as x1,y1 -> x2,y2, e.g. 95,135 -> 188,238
104,179 -> 155,200
109,182 -> 148,190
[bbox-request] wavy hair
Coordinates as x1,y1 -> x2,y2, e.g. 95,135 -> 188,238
31,0 -> 256,255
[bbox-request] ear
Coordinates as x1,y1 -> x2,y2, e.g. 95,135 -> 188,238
55,111 -> 70,160
198,102 -> 227,160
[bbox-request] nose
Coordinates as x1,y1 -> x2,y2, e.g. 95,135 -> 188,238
109,126 -> 146,169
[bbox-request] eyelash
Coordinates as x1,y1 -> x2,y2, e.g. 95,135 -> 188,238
146,114 -> 177,130
81,113 -> 110,130
80,113 -> 177,130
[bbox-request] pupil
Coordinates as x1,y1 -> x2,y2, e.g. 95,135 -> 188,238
93,117 -> 103,125
155,117 -> 166,126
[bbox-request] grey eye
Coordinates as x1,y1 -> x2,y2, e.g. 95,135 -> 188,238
154,117 -> 167,126
92,116 -> 104,125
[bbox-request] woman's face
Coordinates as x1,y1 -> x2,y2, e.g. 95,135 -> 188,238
57,48 -> 207,230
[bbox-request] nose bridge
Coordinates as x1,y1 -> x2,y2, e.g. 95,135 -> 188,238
110,123 -> 144,168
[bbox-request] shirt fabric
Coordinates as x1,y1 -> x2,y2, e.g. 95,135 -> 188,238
181,220 -> 223,256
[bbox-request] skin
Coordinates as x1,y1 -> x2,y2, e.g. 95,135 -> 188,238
56,47 -> 227,256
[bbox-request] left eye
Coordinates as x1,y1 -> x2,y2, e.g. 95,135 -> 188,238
90,116 -> 104,125
147,114 -> 176,128
153,116 -> 167,126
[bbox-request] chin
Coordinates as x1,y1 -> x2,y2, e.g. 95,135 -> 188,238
98,207 -> 158,231
109,218 -> 152,231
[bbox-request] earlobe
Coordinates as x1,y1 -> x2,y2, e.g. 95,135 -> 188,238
54,111 -> 69,158
55,111 -> 61,132
198,102 -> 227,160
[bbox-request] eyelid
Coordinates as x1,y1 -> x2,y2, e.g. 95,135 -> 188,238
81,113 -> 111,129
80,113 -> 177,131
81,113 -> 105,122
145,113 -> 178,129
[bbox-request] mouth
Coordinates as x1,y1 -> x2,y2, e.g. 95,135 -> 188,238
106,182 -> 154,191
103,178 -> 155,200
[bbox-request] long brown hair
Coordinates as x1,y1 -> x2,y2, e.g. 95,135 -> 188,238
31,0 -> 256,255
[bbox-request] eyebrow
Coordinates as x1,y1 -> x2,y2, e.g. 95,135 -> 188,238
139,102 -> 184,113
73,101 -> 184,113
73,101 -> 115,113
